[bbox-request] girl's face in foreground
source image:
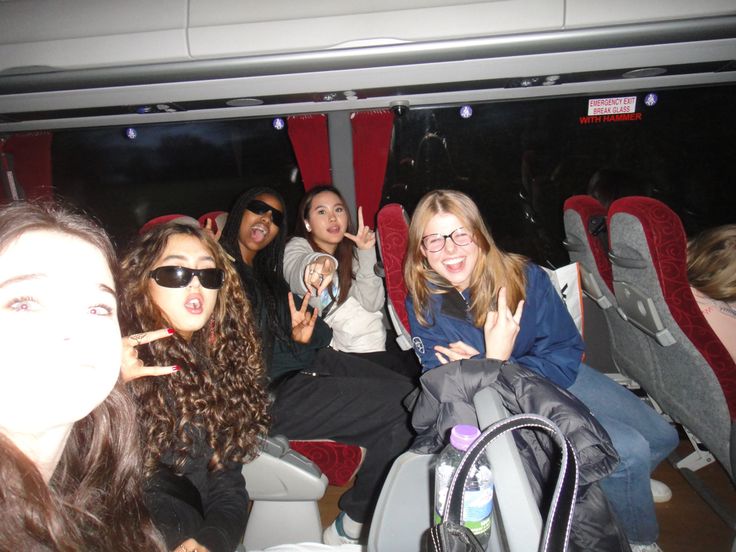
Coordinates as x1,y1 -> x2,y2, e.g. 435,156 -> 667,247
421,211 -> 479,291
148,233 -> 219,340
0,230 -> 121,435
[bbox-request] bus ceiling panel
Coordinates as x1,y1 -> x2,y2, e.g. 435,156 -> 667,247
186,0 -> 564,59
1,67 -> 734,133
0,36 -> 733,116
1,13 -> 735,96
1,56 -> 732,122
0,0 -> 189,74
565,0 -> 736,28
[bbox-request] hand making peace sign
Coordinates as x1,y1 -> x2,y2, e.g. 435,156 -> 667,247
121,327 -> 179,382
288,292 -> 318,344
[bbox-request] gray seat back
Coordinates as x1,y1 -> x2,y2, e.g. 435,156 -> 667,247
242,435 -> 328,549
563,195 -> 657,390
367,387 -> 542,552
608,196 -> 735,478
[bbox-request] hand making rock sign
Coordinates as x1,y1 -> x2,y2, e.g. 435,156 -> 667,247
344,205 -> 377,251
121,327 -> 179,382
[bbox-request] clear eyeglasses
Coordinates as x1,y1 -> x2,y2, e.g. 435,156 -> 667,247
421,227 -> 473,253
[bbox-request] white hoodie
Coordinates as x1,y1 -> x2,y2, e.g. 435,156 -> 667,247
283,237 -> 386,353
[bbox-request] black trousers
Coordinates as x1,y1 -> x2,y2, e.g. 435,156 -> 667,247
270,348 -> 416,525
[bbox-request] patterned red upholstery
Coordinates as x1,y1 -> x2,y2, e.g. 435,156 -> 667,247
376,203 -> 411,332
139,213 -> 199,234
198,210 -> 228,235
609,197 -> 736,418
289,440 -> 365,487
563,195 -> 613,291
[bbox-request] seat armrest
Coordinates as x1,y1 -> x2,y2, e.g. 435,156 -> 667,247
243,435 -> 327,501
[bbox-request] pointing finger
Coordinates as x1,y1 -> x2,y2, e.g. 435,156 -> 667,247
317,256 -> 335,274
122,364 -> 180,383
316,273 -> 333,296
357,206 -> 365,230
138,365 -> 180,377
484,310 -> 499,331
513,299 -> 525,324
496,287 -> 508,314
127,328 -> 175,347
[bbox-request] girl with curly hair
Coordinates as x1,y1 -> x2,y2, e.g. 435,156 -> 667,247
119,222 -> 270,552
0,200 -> 165,551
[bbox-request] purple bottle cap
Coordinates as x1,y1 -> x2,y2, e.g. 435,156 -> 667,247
450,424 -> 481,451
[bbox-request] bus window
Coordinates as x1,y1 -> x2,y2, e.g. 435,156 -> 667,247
52,118 -> 301,244
383,84 -> 736,266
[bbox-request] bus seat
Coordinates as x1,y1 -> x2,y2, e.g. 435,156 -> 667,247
367,386 -> 542,552
242,435 -> 328,550
289,440 -> 365,487
139,213 -> 200,234
608,197 -> 736,483
563,195 -> 613,299
199,210 -> 228,235
376,203 -> 412,351
563,195 -> 650,387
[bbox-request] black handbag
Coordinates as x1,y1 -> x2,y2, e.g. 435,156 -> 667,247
424,413 -> 579,552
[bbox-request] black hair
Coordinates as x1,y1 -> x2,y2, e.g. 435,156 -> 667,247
220,187 -> 292,358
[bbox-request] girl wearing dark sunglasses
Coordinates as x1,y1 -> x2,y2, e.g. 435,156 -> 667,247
221,187 -> 415,546
119,223 -> 270,552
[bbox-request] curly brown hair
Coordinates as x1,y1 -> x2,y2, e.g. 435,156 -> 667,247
118,223 -> 270,475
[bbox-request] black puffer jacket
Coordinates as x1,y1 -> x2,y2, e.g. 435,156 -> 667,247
411,358 -> 631,552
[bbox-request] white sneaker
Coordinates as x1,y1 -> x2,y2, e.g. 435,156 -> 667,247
650,479 -> 672,503
630,543 -> 663,552
323,513 -> 364,549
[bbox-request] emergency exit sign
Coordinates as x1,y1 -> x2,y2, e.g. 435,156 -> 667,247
587,96 -> 637,115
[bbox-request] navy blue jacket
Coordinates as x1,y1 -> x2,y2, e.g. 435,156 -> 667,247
406,263 -> 584,389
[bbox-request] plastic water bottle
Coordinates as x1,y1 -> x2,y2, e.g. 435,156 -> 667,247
434,424 -> 494,547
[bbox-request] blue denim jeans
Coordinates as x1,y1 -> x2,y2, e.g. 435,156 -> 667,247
568,364 -> 679,545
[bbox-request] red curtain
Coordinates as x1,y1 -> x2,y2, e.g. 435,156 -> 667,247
0,133 -> 53,200
287,114 -> 332,191
351,110 -> 395,227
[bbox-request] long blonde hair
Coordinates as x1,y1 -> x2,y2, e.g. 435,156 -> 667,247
687,224 -> 736,302
404,190 -> 527,327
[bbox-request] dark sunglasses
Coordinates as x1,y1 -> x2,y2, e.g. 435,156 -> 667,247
149,266 -> 225,289
246,199 -> 284,227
